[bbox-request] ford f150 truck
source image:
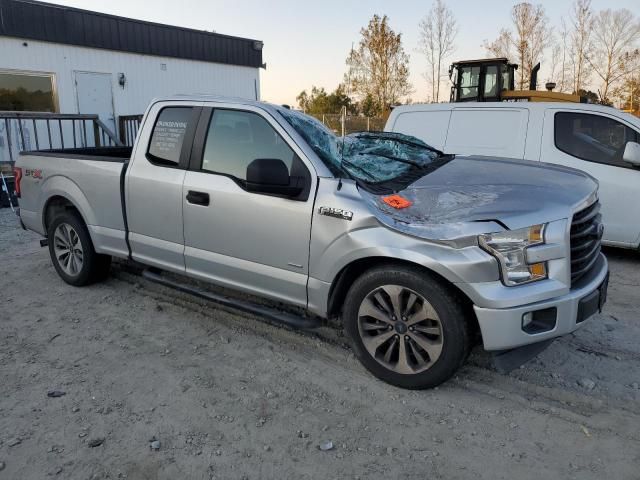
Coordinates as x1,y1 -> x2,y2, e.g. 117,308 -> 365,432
14,95 -> 609,389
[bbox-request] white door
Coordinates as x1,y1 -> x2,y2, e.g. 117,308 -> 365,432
542,108 -> 640,247
75,72 -> 116,137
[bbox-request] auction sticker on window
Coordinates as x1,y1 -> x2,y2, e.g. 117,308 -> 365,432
148,107 -> 192,163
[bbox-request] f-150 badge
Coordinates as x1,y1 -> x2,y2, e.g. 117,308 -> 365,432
319,206 -> 353,221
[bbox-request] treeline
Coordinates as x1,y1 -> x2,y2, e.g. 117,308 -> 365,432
297,1 -> 640,116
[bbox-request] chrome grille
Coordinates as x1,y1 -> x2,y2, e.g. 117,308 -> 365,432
570,201 -> 603,286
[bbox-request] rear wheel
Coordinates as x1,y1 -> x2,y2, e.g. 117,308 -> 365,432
343,265 -> 471,389
47,211 -> 111,286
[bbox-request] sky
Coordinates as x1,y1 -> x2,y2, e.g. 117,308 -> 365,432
41,0 -> 639,106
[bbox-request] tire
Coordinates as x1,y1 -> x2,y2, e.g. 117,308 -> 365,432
47,211 -> 111,286
343,265 -> 471,389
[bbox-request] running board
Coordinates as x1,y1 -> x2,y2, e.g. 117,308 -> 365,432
142,268 -> 322,330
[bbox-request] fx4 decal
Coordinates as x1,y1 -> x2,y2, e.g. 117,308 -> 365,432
25,169 -> 43,179
318,206 -> 353,221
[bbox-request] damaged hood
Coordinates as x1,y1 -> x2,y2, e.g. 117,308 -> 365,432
361,156 -> 598,241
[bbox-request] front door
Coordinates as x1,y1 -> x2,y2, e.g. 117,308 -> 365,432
543,108 -> 640,246
75,72 -> 116,137
182,105 -> 316,307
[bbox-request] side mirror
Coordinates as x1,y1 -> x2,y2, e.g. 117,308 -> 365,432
246,158 -> 304,197
623,141 -> 640,167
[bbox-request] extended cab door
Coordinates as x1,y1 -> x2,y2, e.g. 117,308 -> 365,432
542,108 -> 640,246
181,105 -> 316,307
125,101 -> 202,272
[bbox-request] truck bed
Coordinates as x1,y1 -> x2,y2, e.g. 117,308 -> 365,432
16,147 -> 130,258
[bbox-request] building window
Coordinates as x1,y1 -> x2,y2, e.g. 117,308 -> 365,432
0,71 -> 57,112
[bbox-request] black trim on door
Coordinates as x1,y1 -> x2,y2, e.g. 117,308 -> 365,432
188,107 -> 213,171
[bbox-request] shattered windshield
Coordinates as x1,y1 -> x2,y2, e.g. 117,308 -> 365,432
277,108 -> 445,188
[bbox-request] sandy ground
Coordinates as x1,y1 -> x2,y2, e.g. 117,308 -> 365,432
1,207 -> 639,480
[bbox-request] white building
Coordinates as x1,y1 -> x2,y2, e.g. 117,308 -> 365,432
0,0 -> 264,141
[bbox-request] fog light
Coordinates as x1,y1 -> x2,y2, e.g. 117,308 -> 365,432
522,307 -> 557,334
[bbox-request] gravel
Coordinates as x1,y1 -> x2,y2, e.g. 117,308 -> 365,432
1,208 -> 639,479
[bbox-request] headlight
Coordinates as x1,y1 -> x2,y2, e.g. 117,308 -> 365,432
479,224 -> 547,286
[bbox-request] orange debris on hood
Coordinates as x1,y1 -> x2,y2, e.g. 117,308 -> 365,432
382,194 -> 413,209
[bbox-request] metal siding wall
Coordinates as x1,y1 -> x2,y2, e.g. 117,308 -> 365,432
0,37 -> 260,119
0,0 -> 263,68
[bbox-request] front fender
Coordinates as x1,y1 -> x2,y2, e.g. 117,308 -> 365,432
314,225 -> 498,287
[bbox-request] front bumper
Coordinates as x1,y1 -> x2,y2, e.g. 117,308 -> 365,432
474,254 -> 609,351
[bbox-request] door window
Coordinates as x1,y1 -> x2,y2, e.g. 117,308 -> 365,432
483,66 -> 498,98
458,66 -> 480,100
554,112 -> 639,168
201,109 -> 300,181
147,107 -> 194,166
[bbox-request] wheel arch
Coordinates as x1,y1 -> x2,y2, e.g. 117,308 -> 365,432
40,176 -> 95,235
326,256 -> 479,336
43,195 -> 88,235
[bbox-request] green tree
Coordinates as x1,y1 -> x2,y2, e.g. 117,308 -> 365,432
359,94 -> 379,117
345,14 -> 412,115
296,84 -> 355,115
612,76 -> 640,114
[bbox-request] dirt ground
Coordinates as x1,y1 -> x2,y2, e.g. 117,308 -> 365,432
1,207 -> 639,480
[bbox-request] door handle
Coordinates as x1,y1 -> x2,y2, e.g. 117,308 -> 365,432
186,190 -> 210,206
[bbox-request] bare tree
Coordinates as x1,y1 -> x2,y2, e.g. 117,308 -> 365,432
587,9 -> 640,103
483,29 -> 513,58
511,3 -> 551,89
418,0 -> 458,102
548,41 -> 562,86
556,18 -> 571,92
568,0 -> 593,93
483,3 -> 551,90
345,15 -> 412,114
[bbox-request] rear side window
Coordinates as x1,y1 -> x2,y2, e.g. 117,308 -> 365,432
148,107 -> 194,166
201,109 -> 298,180
555,112 -> 639,168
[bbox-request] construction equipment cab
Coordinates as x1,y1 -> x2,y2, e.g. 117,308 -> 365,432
449,58 -> 583,103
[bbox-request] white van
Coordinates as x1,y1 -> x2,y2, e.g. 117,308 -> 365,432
386,102 -> 640,248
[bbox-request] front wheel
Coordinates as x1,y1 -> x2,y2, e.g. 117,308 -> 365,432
343,265 -> 471,389
47,211 -> 111,286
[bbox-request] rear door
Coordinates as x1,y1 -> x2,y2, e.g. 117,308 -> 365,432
542,108 -> 640,246
126,101 -> 202,272
181,104 -> 316,307
75,72 -> 116,136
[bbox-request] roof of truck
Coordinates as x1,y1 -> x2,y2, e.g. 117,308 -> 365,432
155,94 -> 286,113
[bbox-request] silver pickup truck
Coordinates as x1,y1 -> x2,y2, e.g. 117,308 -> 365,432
15,95 -> 609,389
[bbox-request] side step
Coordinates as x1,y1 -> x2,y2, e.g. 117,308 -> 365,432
142,268 -> 322,331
